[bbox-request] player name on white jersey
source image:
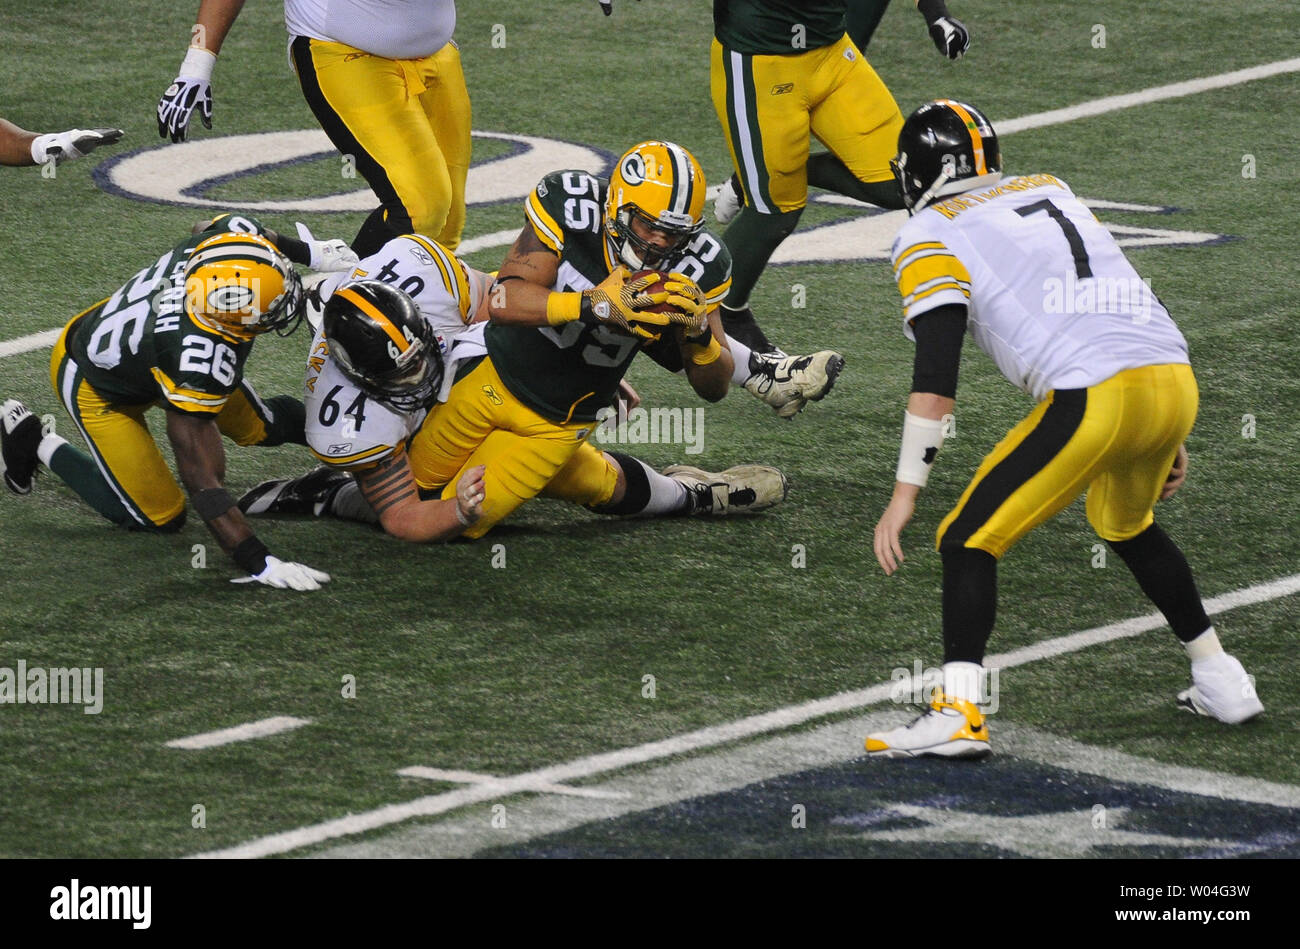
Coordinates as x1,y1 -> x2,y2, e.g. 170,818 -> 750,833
892,174 -> 1189,400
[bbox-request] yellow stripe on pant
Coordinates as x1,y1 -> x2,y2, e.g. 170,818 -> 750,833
937,364 -> 1198,558
406,357 -> 604,538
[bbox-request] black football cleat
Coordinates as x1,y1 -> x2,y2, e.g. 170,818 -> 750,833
1,399 -> 43,495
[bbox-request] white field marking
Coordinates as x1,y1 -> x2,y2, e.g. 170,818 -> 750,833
0,329 -> 62,360
4,57 -> 1296,358
166,716 -> 311,750
193,571 -> 1300,858
397,766 -> 632,801
315,716 -> 1300,858
998,57 -> 1300,135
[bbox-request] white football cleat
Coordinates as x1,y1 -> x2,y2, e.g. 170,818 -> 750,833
714,172 -> 744,225
663,463 -> 788,515
1,399 -> 43,495
743,350 -> 845,419
865,692 -> 991,759
1177,653 -> 1264,724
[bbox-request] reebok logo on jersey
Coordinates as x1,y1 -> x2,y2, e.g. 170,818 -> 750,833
771,83 -> 794,96
326,443 -> 353,455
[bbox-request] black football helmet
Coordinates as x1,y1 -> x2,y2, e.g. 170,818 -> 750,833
892,99 -> 1003,213
322,280 -> 443,413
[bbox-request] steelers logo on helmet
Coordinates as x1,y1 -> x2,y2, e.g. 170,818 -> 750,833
322,280 -> 443,414
892,99 -> 1002,214
604,140 -> 706,270
183,231 -> 305,339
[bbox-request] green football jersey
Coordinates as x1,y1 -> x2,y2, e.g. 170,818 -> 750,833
714,0 -> 848,55
486,169 -> 732,424
67,215 -> 272,416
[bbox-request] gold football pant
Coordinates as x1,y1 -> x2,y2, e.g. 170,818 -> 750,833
710,33 -> 903,214
291,36 -> 471,249
50,317 -> 288,530
406,357 -> 619,539
937,364 -> 1199,557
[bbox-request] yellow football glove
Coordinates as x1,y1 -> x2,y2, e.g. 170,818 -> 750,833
624,272 -> 709,336
579,267 -> 660,340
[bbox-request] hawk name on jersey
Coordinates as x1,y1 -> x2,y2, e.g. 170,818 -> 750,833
68,214 -> 271,416
486,169 -> 733,424
891,174 -> 1189,401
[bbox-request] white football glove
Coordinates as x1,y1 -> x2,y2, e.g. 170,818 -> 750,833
30,128 -> 124,165
158,48 -> 216,143
231,556 -> 332,591
295,222 -> 361,272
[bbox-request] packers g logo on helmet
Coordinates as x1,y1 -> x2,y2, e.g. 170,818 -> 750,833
184,232 -> 305,338
605,141 -> 706,270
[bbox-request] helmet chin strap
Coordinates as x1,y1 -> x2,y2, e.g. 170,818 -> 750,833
913,167 -> 954,212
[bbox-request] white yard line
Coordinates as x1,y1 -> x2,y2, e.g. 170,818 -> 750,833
193,570 -> 1300,858
165,716 -> 311,750
398,766 -> 632,800
0,329 -> 62,360
315,716 -> 1300,858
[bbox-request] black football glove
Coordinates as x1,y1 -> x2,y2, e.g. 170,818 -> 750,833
917,0 -> 970,60
597,0 -> 640,15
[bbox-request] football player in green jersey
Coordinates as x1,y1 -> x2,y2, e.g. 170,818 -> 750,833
369,141 -> 794,537
710,0 -> 969,353
494,140 -> 844,420
1,214 -> 357,590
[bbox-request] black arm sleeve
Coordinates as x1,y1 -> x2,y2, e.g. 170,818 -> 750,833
270,233 -> 312,266
910,303 -> 967,398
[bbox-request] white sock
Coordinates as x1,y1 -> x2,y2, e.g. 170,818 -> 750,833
1184,626 -> 1225,663
622,456 -> 689,515
37,433 -> 68,467
943,661 -> 983,704
728,334 -> 755,385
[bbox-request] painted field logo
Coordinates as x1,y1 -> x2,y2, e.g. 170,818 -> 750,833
0,661 -> 103,714
93,134 -> 1230,267
595,404 -> 705,455
50,879 -> 150,929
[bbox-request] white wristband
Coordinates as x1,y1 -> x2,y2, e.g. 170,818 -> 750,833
454,502 -> 471,527
179,45 -> 217,80
895,411 -> 946,487
29,133 -> 59,165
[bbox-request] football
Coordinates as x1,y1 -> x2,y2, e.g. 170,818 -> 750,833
629,269 -> 689,315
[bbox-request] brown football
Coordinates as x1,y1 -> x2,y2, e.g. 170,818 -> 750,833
628,269 -> 687,315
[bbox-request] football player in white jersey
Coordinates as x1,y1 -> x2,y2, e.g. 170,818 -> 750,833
864,100 -> 1263,759
158,0 -> 470,255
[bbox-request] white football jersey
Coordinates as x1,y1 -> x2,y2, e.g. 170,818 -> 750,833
890,174 -> 1189,401
285,0 -> 455,60
304,234 -> 486,469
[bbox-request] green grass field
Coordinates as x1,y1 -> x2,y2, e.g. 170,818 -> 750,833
0,0 -> 1297,859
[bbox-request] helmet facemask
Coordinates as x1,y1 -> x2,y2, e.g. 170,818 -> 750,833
607,204 -> 702,270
